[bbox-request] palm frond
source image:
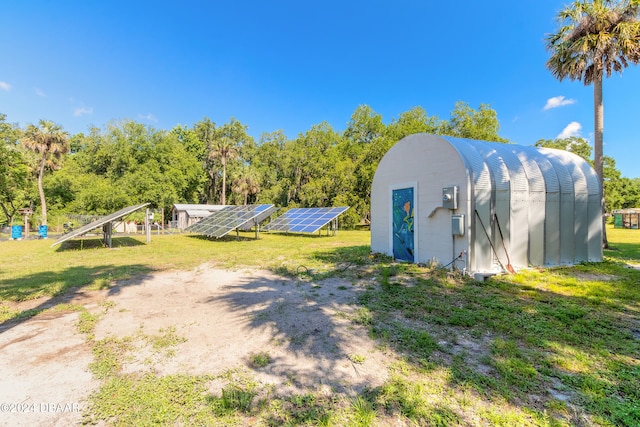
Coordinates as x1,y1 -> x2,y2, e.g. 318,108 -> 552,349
547,0 -> 640,84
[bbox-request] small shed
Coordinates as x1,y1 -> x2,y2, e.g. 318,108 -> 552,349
613,208 -> 640,229
171,204 -> 226,230
371,134 -> 603,276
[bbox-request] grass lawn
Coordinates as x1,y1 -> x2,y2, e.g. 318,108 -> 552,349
1,226 -> 638,426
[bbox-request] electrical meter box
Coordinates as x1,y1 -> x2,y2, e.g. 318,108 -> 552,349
452,214 -> 465,236
442,186 -> 458,210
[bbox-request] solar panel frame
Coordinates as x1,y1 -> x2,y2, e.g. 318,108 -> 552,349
186,204 -> 275,238
263,206 -> 349,234
238,205 -> 279,230
51,203 -> 150,247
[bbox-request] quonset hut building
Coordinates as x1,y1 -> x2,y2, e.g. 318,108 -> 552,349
370,134 -> 602,276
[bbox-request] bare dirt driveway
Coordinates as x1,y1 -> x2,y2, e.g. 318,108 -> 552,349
0,264 -> 392,426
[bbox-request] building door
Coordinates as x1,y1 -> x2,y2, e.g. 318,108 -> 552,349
392,187 -> 414,262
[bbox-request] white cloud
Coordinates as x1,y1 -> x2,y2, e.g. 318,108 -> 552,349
557,121 -> 582,139
34,87 -> 46,97
544,96 -> 576,110
73,107 -> 94,117
0,81 -> 11,91
138,113 -> 158,122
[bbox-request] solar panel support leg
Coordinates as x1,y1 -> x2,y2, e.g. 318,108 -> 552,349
103,222 -> 113,248
145,208 -> 151,244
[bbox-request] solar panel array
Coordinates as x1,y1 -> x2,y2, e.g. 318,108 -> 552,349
186,204 -> 276,238
51,203 -> 150,247
263,206 -> 349,234
238,205 -> 279,231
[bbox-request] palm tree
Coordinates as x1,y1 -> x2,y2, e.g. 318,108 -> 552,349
232,169 -> 261,205
21,120 -> 69,226
546,0 -> 640,247
207,136 -> 238,205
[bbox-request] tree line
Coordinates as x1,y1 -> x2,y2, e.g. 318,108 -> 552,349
1,103 -> 639,229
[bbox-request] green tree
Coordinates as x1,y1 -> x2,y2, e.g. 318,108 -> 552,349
71,175 -> 131,215
386,106 -> 443,142
171,124 -> 206,161
193,117 -> 219,203
546,0 -> 640,246
21,120 -> 70,225
442,102 -> 508,142
217,118 -> 256,204
534,137 -> 627,211
252,130 -> 290,205
43,157 -> 81,214
618,177 -> 640,208
197,118 -> 253,205
54,121 -> 203,216
534,136 -> 593,160
217,118 -> 256,165
0,114 -> 31,225
286,122 -> 342,207
208,136 -> 239,205
231,167 -> 261,205
342,106 -> 388,223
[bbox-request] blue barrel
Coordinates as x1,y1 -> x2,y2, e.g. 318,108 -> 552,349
38,225 -> 48,239
11,225 -> 23,239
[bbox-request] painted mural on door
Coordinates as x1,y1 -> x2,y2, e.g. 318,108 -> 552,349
392,187 -> 414,262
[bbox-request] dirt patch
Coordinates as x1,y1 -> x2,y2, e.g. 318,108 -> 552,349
572,272 -> 617,281
0,311 -> 96,426
0,264 -> 394,425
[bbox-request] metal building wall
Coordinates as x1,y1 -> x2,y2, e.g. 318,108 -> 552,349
463,139 -> 525,269
571,161 -> 590,262
371,134 -> 602,275
541,148 -> 602,263
442,137 -> 602,273
512,146 -> 547,267
499,147 -> 533,268
447,137 -> 533,272
515,147 -> 561,266
446,138 -> 494,273
579,157 -> 604,261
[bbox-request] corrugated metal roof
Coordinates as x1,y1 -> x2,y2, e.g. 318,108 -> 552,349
542,149 -> 591,195
512,147 -> 546,193
370,133 -> 603,274
437,137 -> 600,199
186,210 -> 214,217
173,204 -> 226,211
517,147 -> 560,193
537,148 -> 576,194
465,139 -> 511,191
445,137 -> 493,191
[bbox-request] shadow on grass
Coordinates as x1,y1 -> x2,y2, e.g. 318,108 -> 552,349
311,245 -> 373,265
263,245 -> 376,280
604,242 -> 640,262
186,231 -> 339,243
265,242 -> 639,425
261,231 -> 340,239
212,278 -> 370,394
0,263 -> 153,334
352,259 -> 640,426
54,236 -> 146,251
186,234 -> 257,242
204,247 -> 380,395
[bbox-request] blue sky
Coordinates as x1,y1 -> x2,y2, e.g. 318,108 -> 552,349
2,1 -> 639,178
